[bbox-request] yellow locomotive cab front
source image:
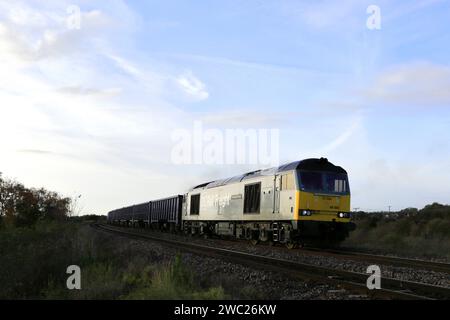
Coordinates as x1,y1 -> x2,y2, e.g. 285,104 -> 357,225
295,192 -> 351,222
292,159 -> 355,242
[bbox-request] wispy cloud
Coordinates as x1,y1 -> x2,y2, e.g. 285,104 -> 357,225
106,54 -> 143,78
57,86 -> 122,97
313,115 -> 363,155
278,0 -> 363,30
365,62 -> 450,106
199,110 -> 301,127
17,149 -> 54,155
176,71 -> 209,101
167,53 -> 347,77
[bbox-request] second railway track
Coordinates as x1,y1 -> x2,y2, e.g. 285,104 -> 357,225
92,223 -> 450,300
303,246 -> 450,275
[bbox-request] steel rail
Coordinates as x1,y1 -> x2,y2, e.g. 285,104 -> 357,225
303,247 -> 450,274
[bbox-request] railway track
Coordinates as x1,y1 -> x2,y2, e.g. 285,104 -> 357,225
92,223 -> 450,300
198,235 -> 450,275
303,247 -> 450,275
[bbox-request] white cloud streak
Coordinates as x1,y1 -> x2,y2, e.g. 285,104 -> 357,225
365,62 -> 450,106
176,71 -> 209,101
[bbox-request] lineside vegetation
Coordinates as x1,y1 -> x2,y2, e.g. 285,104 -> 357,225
345,203 -> 450,259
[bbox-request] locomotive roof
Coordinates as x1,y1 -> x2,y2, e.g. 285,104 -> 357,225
191,158 -> 347,190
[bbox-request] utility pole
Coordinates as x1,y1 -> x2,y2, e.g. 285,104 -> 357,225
388,205 -> 391,213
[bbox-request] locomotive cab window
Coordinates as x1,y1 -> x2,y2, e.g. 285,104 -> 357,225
299,171 -> 349,194
190,194 -> 200,215
244,182 -> 261,214
325,173 -> 348,193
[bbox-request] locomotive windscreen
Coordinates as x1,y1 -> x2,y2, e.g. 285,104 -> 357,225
298,171 -> 349,194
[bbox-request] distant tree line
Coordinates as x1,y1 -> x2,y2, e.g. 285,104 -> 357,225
345,203 -> 450,257
70,214 -> 106,222
352,202 -> 450,220
350,202 -> 450,239
0,173 -> 71,228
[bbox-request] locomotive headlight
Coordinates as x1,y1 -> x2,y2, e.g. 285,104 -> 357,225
337,212 -> 350,218
302,210 -> 312,216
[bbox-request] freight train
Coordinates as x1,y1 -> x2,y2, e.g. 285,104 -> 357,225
107,158 -> 355,248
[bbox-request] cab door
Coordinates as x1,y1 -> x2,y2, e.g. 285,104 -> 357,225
273,175 -> 280,213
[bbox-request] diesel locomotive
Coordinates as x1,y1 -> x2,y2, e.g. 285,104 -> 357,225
107,158 -> 355,248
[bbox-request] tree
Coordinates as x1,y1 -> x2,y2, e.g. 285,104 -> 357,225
0,173 -> 71,228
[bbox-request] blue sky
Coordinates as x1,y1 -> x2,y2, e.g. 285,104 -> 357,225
0,0 -> 449,214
